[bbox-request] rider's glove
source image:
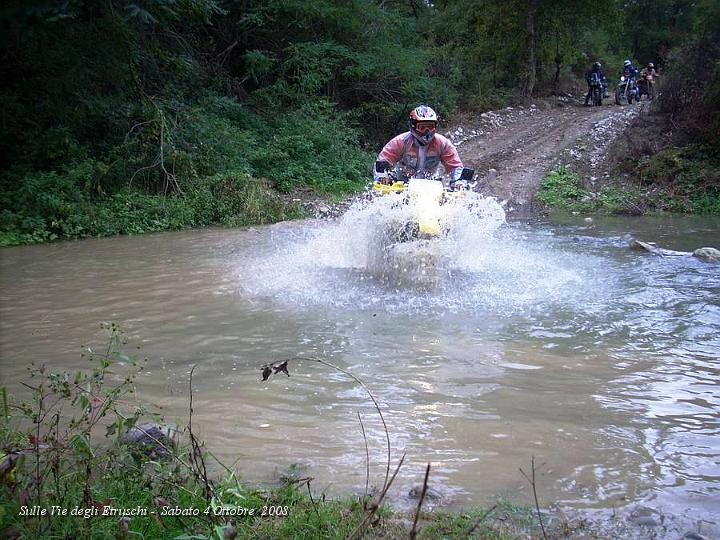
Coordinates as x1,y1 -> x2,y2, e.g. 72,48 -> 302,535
373,170 -> 390,185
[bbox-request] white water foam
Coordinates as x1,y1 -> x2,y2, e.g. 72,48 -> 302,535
236,192 -> 610,316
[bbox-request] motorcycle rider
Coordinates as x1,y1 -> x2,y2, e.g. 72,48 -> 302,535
640,62 -> 658,99
622,59 -> 640,99
622,59 -> 639,79
584,61 -> 607,105
374,105 -> 467,190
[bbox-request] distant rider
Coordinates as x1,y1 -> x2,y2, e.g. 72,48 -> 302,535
584,61 -> 607,105
622,59 -> 639,79
640,62 -> 658,99
374,105 -> 466,190
622,59 -> 640,99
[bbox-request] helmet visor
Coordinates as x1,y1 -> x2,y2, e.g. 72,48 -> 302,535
414,121 -> 437,133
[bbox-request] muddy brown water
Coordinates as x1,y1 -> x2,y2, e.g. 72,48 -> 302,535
1,206 -> 718,536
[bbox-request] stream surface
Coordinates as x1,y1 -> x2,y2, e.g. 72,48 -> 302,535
1,202 -> 719,537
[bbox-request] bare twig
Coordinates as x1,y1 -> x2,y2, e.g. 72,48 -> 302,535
293,357 -> 392,494
306,480 -> 320,518
519,456 -> 548,540
409,462 -> 431,540
349,452 -> 406,540
188,365 -> 214,504
357,412 -> 370,500
216,40 -> 239,63
263,356 -> 399,538
466,504 -> 498,537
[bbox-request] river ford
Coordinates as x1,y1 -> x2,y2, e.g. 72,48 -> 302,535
1,209 -> 718,537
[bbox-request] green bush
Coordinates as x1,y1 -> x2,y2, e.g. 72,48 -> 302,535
0,166 -> 298,246
537,167 -> 589,210
538,167 -> 647,215
247,101 -> 372,195
634,144 -> 720,214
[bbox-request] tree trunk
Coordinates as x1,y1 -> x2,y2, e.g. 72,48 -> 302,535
553,28 -> 562,89
523,0 -> 539,97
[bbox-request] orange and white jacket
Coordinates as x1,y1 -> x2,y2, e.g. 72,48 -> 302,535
376,132 -> 463,181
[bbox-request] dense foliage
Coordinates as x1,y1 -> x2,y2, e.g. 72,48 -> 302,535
1,0 -> 718,245
620,0 -> 720,214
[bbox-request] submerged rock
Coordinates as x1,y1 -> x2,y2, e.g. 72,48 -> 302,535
693,247 -> 720,262
628,506 -> 663,529
408,484 -> 443,502
120,422 -> 177,460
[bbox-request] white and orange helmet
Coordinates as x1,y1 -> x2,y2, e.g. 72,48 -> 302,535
409,105 -> 438,145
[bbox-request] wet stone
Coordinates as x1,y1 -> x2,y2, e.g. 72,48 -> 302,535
693,247 -> 720,262
633,516 -> 659,527
408,485 -> 442,501
629,507 -> 662,528
121,422 -> 176,460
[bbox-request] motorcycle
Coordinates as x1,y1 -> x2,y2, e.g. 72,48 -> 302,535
615,75 -> 639,105
589,72 -> 603,106
637,73 -> 656,100
366,161 -> 505,287
368,160 -> 477,286
372,160 -> 475,241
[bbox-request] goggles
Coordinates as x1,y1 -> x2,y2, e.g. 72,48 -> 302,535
414,121 -> 437,133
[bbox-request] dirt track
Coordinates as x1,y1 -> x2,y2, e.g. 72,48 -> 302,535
445,96 -> 647,218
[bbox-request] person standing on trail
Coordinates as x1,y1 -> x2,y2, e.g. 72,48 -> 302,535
373,105 -> 466,190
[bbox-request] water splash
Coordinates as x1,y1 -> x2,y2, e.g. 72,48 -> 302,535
237,193 -> 611,316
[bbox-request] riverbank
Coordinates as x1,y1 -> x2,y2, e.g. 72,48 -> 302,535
0,330 -> 546,540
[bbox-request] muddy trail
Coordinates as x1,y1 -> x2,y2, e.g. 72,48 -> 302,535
309,95 -> 649,220
444,95 -> 647,219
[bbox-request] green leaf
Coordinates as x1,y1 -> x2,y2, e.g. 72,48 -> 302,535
70,433 -> 95,458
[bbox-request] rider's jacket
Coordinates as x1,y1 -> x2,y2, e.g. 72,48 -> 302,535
623,65 -> 639,79
377,132 -> 463,181
640,67 -> 657,79
585,68 -> 606,85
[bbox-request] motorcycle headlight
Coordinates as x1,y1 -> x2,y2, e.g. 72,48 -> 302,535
621,76 -> 626,82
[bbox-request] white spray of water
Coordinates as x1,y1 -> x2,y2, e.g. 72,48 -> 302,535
236,192 -> 609,315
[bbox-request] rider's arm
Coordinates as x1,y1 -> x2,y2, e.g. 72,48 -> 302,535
377,134 -> 409,167
375,134 -> 409,182
437,135 -> 463,180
